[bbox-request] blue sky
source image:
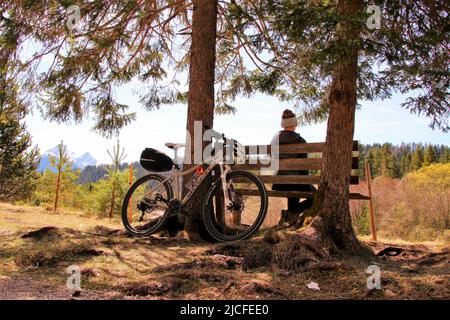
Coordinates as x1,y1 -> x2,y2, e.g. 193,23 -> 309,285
25,85 -> 448,164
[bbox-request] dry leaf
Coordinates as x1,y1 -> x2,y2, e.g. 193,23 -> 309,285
306,282 -> 320,291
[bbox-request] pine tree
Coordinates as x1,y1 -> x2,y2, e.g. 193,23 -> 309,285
410,146 -> 424,172
381,143 -> 398,178
0,115 -> 40,201
181,0 -> 218,238
423,145 -> 437,167
358,144 -> 367,179
4,0 -> 449,247
399,153 -> 412,177
82,170 -> 131,216
2,0 -> 224,238
106,140 -> 126,218
370,145 -> 383,176
50,141 -> 72,213
224,0 -> 448,252
439,147 -> 450,164
433,145 -> 440,162
0,30 -> 39,201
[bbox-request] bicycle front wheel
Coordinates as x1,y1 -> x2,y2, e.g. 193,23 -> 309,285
203,170 -> 268,242
121,174 -> 173,237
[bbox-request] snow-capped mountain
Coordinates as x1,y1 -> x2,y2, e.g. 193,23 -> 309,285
38,146 -> 97,172
75,152 -> 97,168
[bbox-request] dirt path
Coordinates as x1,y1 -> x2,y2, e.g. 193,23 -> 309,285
0,276 -> 127,300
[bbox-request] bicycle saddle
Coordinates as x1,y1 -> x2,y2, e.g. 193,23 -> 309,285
165,142 -> 185,150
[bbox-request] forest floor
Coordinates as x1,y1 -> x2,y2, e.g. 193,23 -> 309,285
0,202 -> 448,300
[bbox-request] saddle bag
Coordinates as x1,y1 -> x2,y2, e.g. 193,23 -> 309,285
140,148 -> 174,172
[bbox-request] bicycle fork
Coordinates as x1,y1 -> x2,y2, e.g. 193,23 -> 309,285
219,164 -> 242,226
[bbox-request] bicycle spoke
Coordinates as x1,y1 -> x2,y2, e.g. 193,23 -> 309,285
204,171 -> 267,241
122,174 -> 173,236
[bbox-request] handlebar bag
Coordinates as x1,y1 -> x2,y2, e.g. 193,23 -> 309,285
140,148 -> 174,172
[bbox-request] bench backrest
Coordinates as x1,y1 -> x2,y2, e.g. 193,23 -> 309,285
230,141 -> 360,185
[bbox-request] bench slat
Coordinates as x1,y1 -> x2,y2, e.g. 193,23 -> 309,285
244,141 -> 359,155
231,175 -> 359,185
235,189 -> 369,200
258,175 -> 360,185
233,158 -> 322,171
232,156 -> 359,171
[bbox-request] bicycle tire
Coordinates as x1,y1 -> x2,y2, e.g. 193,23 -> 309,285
121,173 -> 173,237
202,170 -> 268,242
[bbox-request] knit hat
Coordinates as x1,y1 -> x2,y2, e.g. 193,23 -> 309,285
281,109 -> 298,129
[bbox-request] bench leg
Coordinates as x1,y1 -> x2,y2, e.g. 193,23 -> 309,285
365,161 -> 377,241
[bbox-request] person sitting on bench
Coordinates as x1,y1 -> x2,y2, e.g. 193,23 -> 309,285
271,109 -> 316,223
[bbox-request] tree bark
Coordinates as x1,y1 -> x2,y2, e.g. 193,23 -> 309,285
178,0 -> 218,240
109,187 -> 116,219
297,0 -> 364,254
53,163 -> 62,214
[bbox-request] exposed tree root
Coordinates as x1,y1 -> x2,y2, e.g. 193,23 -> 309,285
260,203 -> 370,271
21,226 -> 83,240
91,225 -> 125,236
242,247 -> 273,270
21,226 -> 61,240
272,227 -> 332,271
375,247 -> 405,257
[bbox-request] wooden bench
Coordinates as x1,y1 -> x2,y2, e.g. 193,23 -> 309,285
229,140 -> 370,200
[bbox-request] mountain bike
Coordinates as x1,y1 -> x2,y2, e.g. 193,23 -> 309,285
121,130 -> 268,242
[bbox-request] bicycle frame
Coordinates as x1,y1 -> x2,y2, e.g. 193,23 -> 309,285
142,150 -> 233,210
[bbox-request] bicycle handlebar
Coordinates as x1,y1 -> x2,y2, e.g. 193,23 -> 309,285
202,125 -> 243,153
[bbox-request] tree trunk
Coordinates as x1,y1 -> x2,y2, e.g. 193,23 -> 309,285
297,0 -> 363,254
53,166 -> 61,214
179,0 -> 218,241
109,187 -> 116,219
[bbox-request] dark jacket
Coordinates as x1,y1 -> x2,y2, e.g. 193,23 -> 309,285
271,130 -> 314,192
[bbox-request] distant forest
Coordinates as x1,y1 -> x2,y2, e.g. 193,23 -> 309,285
360,143 -> 449,179
77,143 -> 450,184
77,162 -> 146,184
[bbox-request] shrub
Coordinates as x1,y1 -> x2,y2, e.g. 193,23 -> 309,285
351,163 -> 450,242
352,205 -> 371,236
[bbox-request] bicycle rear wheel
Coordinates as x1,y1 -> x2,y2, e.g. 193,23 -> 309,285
203,170 -> 268,242
121,174 -> 173,237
